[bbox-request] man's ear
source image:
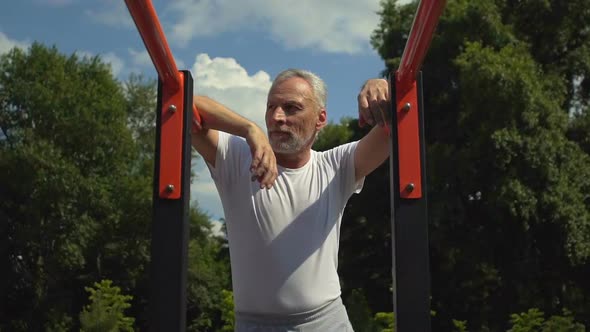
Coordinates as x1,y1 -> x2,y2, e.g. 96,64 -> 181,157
316,108 -> 327,130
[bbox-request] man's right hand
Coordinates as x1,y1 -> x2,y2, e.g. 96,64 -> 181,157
246,125 -> 278,189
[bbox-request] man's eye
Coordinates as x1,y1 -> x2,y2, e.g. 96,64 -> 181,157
284,104 -> 300,111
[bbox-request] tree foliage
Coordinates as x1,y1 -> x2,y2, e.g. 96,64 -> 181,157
0,43 -> 230,331
0,43 -> 138,330
187,206 -> 231,331
219,289 -> 235,332
313,118 -> 355,151
508,308 -> 585,332
79,279 -> 134,332
336,0 -> 590,330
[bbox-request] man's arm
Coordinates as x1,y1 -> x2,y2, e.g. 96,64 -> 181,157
354,78 -> 391,181
191,95 -> 278,189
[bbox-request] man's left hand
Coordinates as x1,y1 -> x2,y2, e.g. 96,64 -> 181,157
246,125 -> 278,189
357,78 -> 390,128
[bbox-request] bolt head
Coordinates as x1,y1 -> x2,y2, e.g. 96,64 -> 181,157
165,184 -> 175,193
402,102 -> 411,112
405,183 -> 415,192
168,104 -> 177,113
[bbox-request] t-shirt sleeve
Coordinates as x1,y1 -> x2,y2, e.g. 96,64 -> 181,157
206,131 -> 250,189
324,141 -> 365,197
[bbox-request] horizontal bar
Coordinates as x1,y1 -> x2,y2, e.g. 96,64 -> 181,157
397,0 -> 446,86
125,0 -> 180,90
125,0 -> 202,127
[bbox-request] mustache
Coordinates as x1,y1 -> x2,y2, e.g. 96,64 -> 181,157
268,128 -> 293,135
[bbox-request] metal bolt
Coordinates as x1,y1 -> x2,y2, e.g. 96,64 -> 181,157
165,184 -> 175,193
405,183 -> 415,192
168,104 -> 177,113
401,102 -> 411,112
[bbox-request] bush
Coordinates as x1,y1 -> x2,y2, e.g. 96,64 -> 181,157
508,308 -> 585,332
79,280 -> 134,332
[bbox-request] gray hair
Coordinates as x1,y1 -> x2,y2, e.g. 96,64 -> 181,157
270,69 -> 327,109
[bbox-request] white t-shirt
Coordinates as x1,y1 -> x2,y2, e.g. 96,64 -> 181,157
207,131 -> 364,315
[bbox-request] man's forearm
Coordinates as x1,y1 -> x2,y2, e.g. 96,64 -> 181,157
194,95 -> 258,137
191,95 -> 277,188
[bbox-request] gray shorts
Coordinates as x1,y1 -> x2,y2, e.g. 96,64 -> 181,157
235,297 -> 354,332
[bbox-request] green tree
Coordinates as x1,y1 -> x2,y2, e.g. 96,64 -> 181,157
508,308 -> 585,332
219,289 -> 235,332
123,73 -> 157,167
338,119 -> 393,314
451,319 -> 468,332
0,43 -> 232,331
186,205 -> 231,331
345,288 -> 377,332
568,110 -> 590,154
374,312 -> 395,332
313,118 -> 355,151
79,279 -> 134,332
0,43 -> 138,330
368,0 -> 590,330
543,311 -> 586,332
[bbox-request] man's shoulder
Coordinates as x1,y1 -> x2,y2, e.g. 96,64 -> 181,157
315,141 -> 359,156
312,141 -> 359,167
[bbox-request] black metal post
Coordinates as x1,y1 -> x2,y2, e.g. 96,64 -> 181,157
150,70 -> 193,331
389,71 -> 431,331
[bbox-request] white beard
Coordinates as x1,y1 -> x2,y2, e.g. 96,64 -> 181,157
269,129 -> 317,154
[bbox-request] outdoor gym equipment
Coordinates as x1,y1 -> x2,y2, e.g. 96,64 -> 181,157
125,1 -> 446,330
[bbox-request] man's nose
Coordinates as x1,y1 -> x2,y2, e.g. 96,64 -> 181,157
270,106 -> 286,123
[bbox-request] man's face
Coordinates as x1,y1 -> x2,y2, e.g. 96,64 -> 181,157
265,77 -> 325,154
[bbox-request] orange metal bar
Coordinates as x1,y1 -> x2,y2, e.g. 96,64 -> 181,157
394,0 -> 445,199
395,80 -> 422,199
125,0 -> 180,90
396,0 -> 446,87
124,0 -> 202,128
158,71 -> 186,199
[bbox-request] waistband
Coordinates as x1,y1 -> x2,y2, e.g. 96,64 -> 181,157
235,297 -> 345,326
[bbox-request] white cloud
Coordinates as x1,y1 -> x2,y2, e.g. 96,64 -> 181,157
189,53 -> 272,219
90,0 -> 415,54
191,53 -> 271,130
101,52 -> 125,77
209,219 -> 226,238
0,31 -> 28,55
167,0 -> 382,54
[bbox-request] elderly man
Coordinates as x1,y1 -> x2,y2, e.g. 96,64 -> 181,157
192,69 -> 389,331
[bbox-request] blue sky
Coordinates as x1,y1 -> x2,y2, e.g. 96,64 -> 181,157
0,0 -> 405,224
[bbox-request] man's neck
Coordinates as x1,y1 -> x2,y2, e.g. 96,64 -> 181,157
276,149 -> 312,169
